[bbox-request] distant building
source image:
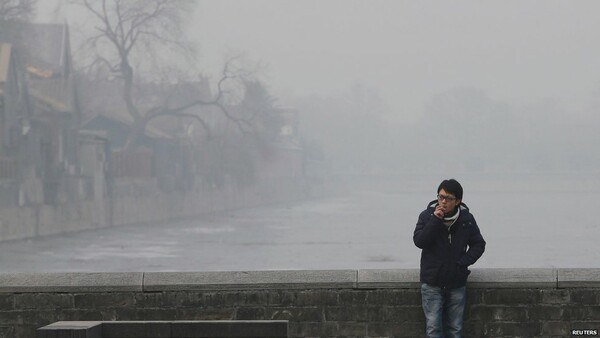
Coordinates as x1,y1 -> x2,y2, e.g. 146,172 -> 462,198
0,21 -> 81,205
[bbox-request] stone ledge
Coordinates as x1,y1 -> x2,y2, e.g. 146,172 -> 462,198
467,268 -> 557,288
37,321 -> 102,338
0,272 -> 143,293
357,268 -> 559,289
557,268 -> 600,288
142,270 -> 357,291
357,269 -> 420,289
37,320 -> 288,338
2,269 -> 600,293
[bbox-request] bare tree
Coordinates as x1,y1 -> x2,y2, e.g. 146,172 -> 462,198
0,0 -> 37,21
145,56 -> 260,141
73,0 -> 259,150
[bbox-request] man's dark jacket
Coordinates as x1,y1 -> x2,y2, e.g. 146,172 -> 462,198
413,200 -> 486,289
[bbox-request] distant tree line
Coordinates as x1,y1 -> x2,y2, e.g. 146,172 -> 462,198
295,84 -> 600,174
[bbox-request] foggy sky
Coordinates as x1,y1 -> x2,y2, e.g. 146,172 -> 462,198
192,0 -> 600,123
36,1 -> 600,123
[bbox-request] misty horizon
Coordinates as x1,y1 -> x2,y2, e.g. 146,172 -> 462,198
31,1 -> 600,175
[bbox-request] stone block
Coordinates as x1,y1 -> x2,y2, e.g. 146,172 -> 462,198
541,321 -> 571,337
467,268 -> 557,288
541,289 -> 571,304
336,322 -> 367,336
288,321 -> 336,337
357,269 -> 420,289
0,311 -> 19,325
59,309 -> 111,322
485,322 -> 541,337
367,322 -> 424,337
0,295 -> 14,310
527,305 -> 565,321
101,321 -> 171,337
19,309 -> 61,327
324,306 -> 382,322
143,270 -> 356,292
565,306 -> 600,321
265,307 -> 323,322
0,273 -> 143,293
244,292 -> 270,306
466,288 -> 484,304
36,321 -> 102,338
267,291 -> 297,307
0,325 -> 14,338
484,289 -> 541,305
295,290 -> 338,306
197,292 -> 246,307
463,320 -> 484,337
170,320 -> 288,337
160,292 -> 205,308
134,292 -> 167,309
569,289 -> 600,305
338,290 -> 368,305
174,308 -> 233,321
235,307 -> 265,320
381,306 -> 424,323
467,305 -> 528,322
266,309 -> 294,321
367,289 -> 421,306
15,294 -> 73,310
114,308 -> 177,321
38,320 -> 288,338
558,268 -> 600,288
74,293 -> 135,309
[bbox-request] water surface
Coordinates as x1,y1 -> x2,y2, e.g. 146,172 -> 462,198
0,173 -> 597,272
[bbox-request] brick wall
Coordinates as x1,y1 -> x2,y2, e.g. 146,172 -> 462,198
0,269 -> 598,337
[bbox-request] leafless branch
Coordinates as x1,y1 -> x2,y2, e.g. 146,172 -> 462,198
147,110 -> 212,140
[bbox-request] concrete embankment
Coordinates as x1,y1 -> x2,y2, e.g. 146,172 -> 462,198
0,268 -> 598,337
0,176 -> 331,243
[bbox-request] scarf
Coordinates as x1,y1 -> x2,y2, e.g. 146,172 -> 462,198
443,206 -> 460,225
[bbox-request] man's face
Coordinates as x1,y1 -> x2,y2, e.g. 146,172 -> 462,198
437,188 -> 460,214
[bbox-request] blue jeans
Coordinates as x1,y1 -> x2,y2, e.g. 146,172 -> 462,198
420,283 -> 466,338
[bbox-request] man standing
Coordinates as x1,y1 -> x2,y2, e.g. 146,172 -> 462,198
413,179 -> 486,338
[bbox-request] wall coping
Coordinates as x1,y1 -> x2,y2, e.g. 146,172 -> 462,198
1,269 -> 599,293
0,272 -> 143,293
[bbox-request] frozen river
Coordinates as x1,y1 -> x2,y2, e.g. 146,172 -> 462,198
0,173 -> 598,272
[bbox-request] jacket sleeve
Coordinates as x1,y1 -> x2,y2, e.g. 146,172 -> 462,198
457,216 -> 486,266
413,210 -> 445,249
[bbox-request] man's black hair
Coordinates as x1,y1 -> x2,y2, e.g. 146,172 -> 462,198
438,179 -> 463,200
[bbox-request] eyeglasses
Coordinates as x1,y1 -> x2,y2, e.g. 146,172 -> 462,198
437,194 -> 456,202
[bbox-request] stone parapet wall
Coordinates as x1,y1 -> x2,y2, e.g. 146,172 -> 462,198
0,200 -> 107,242
109,177 -> 309,227
0,176 -> 310,242
0,269 -> 598,337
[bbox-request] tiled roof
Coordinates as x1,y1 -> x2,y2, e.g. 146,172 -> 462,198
28,77 -> 75,112
0,21 -> 68,76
